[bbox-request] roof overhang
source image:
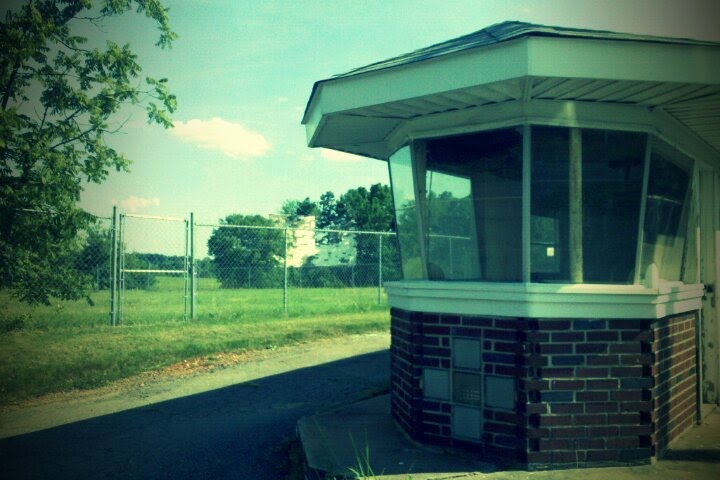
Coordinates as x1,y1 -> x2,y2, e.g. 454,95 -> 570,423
303,29 -> 720,165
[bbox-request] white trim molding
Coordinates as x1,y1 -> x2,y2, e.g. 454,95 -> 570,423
384,280 -> 705,319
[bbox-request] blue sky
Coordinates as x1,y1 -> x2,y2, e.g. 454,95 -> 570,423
67,0 -> 720,228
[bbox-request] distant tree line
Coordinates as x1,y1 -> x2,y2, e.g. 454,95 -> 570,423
208,183 -> 402,289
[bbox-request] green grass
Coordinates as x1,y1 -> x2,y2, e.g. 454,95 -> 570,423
0,278 -> 390,405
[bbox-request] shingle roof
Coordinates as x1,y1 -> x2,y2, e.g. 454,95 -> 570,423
333,21 -> 719,79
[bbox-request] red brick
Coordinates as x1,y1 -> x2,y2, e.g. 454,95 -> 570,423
538,415 -> 573,426
552,451 -> 583,463
607,436 -> 640,448
577,367 -> 610,378
551,379 -> 585,390
611,366 -> 643,377
551,403 -> 584,414
587,379 -> 619,389
587,331 -> 619,342
576,438 -> 606,449
577,391 -> 609,401
540,438 -> 574,450
575,414 -> 608,425
585,402 -> 619,413
576,343 -> 608,354
552,332 -> 585,342
608,413 -> 641,424
586,449 -> 620,462
587,355 -> 620,366
551,426 -> 586,437
587,426 -> 620,436
539,343 -> 574,354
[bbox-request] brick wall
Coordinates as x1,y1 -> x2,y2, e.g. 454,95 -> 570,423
389,308 -> 698,470
651,312 -> 697,455
522,318 -> 654,468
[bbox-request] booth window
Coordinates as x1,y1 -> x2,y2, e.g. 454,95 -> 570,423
389,126 -> 693,286
389,146 -> 424,280
640,140 -> 692,282
530,127 -> 645,283
425,129 -> 523,281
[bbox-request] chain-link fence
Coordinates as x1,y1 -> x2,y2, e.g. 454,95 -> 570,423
1,209 -> 401,327
121,214 -> 402,323
0,209 -> 114,331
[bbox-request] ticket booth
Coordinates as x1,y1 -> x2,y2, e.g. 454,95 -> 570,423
303,22 -> 720,469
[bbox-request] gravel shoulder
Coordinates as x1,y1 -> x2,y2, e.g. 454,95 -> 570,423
0,332 -> 390,440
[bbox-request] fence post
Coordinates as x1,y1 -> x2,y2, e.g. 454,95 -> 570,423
183,218 -> 189,321
378,234 -> 383,304
283,227 -> 288,314
109,206 -> 118,326
190,212 -> 196,320
118,213 -> 125,325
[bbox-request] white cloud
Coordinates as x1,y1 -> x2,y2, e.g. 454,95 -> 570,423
171,117 -> 271,159
120,196 -> 160,213
319,148 -> 363,163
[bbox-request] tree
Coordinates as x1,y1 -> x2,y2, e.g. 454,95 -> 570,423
207,214 -> 284,289
279,197 -> 317,224
74,223 -> 111,289
0,1 -> 176,304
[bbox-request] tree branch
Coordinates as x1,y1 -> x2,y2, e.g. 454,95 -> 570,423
2,60 -> 22,111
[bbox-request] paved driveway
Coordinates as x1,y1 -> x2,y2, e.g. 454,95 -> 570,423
0,337 -> 390,479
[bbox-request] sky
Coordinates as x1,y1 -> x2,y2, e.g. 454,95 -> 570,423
8,0 -> 720,254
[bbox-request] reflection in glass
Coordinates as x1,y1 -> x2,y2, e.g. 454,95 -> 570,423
389,146 -> 424,279
641,142 -> 692,282
426,129 -> 523,281
582,130 -> 645,283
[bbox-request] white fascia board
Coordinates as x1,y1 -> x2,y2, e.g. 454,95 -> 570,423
527,37 -> 720,84
313,39 -> 531,118
304,88 -> 325,147
384,281 -> 705,319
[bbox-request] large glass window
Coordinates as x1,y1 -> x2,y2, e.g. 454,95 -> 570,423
388,146 -> 424,279
640,140 -> 692,282
426,129 -> 523,281
531,127 -> 570,281
531,127 -> 645,283
582,130 -> 645,283
388,125 -> 694,286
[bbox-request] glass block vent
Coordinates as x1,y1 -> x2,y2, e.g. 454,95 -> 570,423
453,338 -> 481,370
453,372 -> 482,406
485,375 -> 516,411
423,368 -> 450,400
452,405 -> 482,440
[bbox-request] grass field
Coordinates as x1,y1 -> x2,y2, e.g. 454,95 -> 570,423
0,277 -> 390,406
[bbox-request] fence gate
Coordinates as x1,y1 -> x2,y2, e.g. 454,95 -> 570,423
114,213 -> 193,324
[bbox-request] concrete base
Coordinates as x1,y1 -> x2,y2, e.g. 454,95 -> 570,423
297,395 -> 720,480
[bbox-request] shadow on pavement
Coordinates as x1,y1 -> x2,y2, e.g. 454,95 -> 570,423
0,349 -> 389,480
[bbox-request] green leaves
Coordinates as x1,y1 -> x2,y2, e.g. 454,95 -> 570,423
0,1 -> 176,304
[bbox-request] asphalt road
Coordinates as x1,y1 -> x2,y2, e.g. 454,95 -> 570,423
0,348 -> 390,479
